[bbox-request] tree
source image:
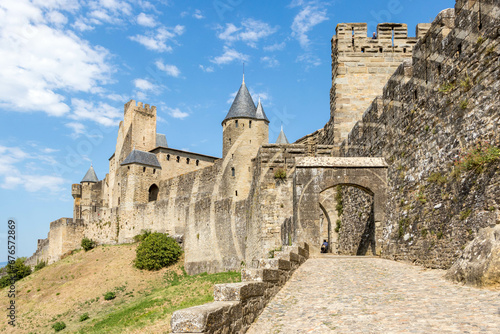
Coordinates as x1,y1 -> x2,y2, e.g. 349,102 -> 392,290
134,232 -> 182,270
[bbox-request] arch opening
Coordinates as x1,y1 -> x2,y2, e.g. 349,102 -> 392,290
148,184 -> 159,202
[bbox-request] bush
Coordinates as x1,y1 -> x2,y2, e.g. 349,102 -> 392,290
35,260 -> 47,271
134,232 -> 182,271
79,313 -> 90,321
273,168 -> 287,180
104,291 -> 116,300
0,258 -> 32,288
52,321 -> 66,332
81,238 -> 96,252
133,230 -> 152,243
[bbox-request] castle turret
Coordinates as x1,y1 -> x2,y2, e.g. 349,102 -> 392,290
222,76 -> 269,198
79,164 -> 100,223
276,126 -> 289,144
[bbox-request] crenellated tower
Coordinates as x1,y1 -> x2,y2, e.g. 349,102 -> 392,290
222,76 -> 269,199
323,22 -> 431,148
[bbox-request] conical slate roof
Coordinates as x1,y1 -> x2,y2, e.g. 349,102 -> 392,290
81,165 -> 98,183
222,76 -> 257,124
276,126 -> 289,144
121,149 -> 161,168
255,98 -> 269,123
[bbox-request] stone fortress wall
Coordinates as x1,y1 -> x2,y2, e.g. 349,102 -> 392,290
27,0 -> 499,277
325,0 -> 500,268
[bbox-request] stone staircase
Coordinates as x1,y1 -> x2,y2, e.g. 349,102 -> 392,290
171,242 -> 310,334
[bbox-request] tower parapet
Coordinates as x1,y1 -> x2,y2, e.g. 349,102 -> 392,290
324,22 -> 428,149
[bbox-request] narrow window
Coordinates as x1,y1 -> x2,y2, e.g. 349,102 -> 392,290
403,48 -> 407,53
232,154 -> 234,158
143,167 -> 146,173
94,206 -> 96,212
229,138 -> 231,145
176,156 -> 180,163
186,158 -> 190,164
235,120 -> 238,128
167,154 -> 170,161
235,190 -> 238,196
249,120 -> 252,128
361,47 -> 365,53
379,47 -> 383,53
128,166 -> 130,170
153,169 -> 156,174
196,160 -> 199,166
231,167 -> 235,177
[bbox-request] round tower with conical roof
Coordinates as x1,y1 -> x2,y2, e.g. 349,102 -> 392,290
222,76 -> 269,198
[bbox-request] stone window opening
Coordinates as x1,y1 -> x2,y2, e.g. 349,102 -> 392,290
153,169 -> 156,174
176,156 -> 180,163
186,158 -> 190,164
229,138 -> 231,145
128,166 -> 130,170
235,120 -> 238,128
148,184 -> 159,202
379,47 -> 383,53
167,154 -> 170,161
231,167 -> 235,177
403,47 -> 407,53
196,160 -> 199,166
94,206 -> 96,213
361,47 -> 365,53
235,190 -> 238,196
143,167 -> 146,173
249,120 -> 252,128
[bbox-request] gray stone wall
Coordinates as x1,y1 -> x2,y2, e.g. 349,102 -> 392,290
329,2 -> 500,269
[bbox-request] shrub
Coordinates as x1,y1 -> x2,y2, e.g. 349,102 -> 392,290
134,232 -> 182,271
0,258 -> 32,288
334,219 -> 341,233
453,141 -> 500,175
81,238 -> 96,252
35,260 -> 47,271
133,230 -> 151,243
79,313 -> 90,322
104,291 -> 116,300
274,168 -> 287,180
52,321 -> 66,332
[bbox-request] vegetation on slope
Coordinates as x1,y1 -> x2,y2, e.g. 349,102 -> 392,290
0,243 -> 240,333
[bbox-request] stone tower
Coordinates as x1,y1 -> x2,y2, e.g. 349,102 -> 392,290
222,76 -> 269,199
323,22 -> 431,147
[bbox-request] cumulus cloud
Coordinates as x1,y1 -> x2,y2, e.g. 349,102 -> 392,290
0,0 -> 112,117
199,65 -> 214,73
166,107 -> 189,119
0,145 -> 66,193
129,25 -> 185,52
133,78 -> 155,91
210,46 -> 249,65
155,60 -> 180,77
193,9 -> 204,19
137,12 -> 156,27
290,1 -> 328,49
68,98 -> 122,127
217,18 -> 278,48
261,56 -> 279,68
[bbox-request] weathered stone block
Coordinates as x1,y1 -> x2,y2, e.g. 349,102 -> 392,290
445,225 -> 500,288
214,282 -> 265,301
171,301 -> 239,333
259,258 -> 291,270
241,268 -> 280,282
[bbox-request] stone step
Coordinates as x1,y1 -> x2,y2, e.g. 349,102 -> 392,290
241,268 -> 280,282
274,251 -> 300,263
259,258 -> 291,270
214,282 -> 265,301
171,301 -> 240,333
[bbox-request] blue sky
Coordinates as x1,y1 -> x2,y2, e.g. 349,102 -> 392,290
0,0 -> 455,260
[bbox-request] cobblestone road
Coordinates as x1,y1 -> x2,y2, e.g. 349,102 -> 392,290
247,255 -> 500,334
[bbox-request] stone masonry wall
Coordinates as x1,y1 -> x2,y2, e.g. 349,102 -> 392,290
331,1 -> 500,269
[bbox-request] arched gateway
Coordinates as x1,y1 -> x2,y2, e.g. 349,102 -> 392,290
293,157 -> 388,255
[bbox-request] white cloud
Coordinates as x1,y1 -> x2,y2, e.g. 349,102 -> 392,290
0,145 -> 66,193
68,98 -> 122,127
155,60 -> 180,77
264,41 -> 286,52
193,9 -> 204,19
291,1 -> 328,49
217,19 -> 278,48
296,53 -> 321,67
134,78 -> 155,91
210,46 -> 249,65
129,25 -> 184,52
261,56 -> 279,68
65,122 -> 86,137
0,0 -> 112,117
199,65 -> 214,73
137,12 -> 156,27
167,107 -> 189,119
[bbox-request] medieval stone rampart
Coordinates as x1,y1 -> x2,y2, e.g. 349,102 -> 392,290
329,1 -> 499,268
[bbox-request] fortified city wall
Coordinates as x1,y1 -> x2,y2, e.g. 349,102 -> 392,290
329,0 -> 500,268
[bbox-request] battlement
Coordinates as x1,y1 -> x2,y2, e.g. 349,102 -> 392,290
334,22 -> 431,54
124,99 -> 157,115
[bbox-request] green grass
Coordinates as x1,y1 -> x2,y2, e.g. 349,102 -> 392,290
77,270 -> 240,333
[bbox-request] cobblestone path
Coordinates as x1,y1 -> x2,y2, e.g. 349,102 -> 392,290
247,256 -> 500,334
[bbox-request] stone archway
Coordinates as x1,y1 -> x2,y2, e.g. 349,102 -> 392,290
293,157 -> 387,255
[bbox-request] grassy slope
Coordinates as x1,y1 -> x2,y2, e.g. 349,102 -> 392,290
0,244 -> 240,334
